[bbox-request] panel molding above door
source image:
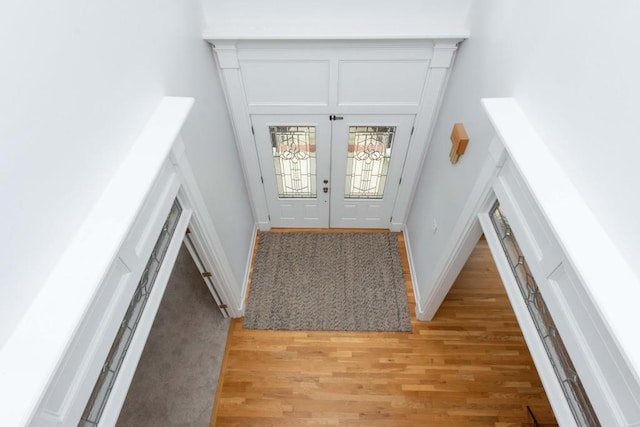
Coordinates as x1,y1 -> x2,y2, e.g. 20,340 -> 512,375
207,39 -> 464,230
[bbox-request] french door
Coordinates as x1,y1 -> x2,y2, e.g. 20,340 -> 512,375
252,114 -> 414,228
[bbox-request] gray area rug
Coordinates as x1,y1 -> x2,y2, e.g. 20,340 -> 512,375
244,232 -> 412,332
117,244 -> 229,427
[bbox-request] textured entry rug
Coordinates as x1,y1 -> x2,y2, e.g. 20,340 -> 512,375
243,232 -> 412,332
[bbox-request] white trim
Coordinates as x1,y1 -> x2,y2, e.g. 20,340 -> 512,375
210,42 -> 270,230
203,33 -> 471,41
390,46 -> 459,227
479,211 -> 577,427
482,98 -> 640,379
401,224 -> 423,318
423,97 -> 640,424
390,222 -> 404,232
481,98 -> 640,426
170,137 -> 243,318
0,98 -> 194,427
8,96 -> 245,427
183,230 -> 228,316
207,38 -> 464,230
98,210 -> 192,426
238,225 -> 258,314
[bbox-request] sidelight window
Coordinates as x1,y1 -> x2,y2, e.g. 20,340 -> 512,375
490,201 -> 599,427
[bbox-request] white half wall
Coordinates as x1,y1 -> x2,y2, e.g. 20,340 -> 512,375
407,0 -> 640,316
0,0 -> 253,348
202,0 -> 471,38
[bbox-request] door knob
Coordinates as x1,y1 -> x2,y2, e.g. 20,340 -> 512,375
323,187 -> 328,193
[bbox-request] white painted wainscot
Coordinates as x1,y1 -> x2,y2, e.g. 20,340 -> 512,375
0,97 -> 242,426
414,97 -> 640,425
206,37 -> 465,231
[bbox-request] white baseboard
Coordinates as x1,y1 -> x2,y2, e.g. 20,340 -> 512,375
239,224 -> 258,315
390,222 -> 404,232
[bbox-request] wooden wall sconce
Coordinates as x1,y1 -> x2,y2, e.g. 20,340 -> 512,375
449,123 -> 469,164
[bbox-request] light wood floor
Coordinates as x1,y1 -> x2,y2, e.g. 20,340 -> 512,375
211,231 -> 557,426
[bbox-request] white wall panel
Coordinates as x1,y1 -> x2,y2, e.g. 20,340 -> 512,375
495,160 -> 561,273
34,258 -> 132,425
242,60 -> 330,106
337,61 -> 428,106
547,263 -> 640,426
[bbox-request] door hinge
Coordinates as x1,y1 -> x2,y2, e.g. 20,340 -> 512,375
202,272 -> 212,278
390,216 -> 393,222
268,214 -> 271,221
219,304 -> 228,309
186,227 -> 191,234
399,177 -> 402,185
251,126 -> 255,135
411,126 -> 414,136
260,176 -> 264,184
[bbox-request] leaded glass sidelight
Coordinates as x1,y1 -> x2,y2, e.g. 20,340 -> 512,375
490,202 -> 600,427
344,126 -> 395,199
270,126 -> 316,198
80,199 -> 182,427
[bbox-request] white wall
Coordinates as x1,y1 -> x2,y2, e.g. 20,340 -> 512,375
202,0 -> 471,38
407,0 -> 640,314
0,0 -> 253,347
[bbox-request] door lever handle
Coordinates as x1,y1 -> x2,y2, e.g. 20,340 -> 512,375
323,187 -> 328,193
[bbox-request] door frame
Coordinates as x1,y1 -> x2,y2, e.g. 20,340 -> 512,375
329,114 -> 415,228
209,38 -> 463,231
183,225 -> 230,317
252,114 -> 415,228
252,114 -> 332,228
172,139 -> 243,317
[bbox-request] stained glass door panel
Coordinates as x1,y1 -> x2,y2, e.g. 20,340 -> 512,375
330,115 -> 415,228
253,114 -> 413,228
344,126 -> 395,199
270,126 -> 317,198
252,115 -> 331,228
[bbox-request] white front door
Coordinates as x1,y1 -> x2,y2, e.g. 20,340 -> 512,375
252,114 -> 414,228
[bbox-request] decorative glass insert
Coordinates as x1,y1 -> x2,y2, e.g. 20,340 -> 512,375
490,201 -> 600,427
344,126 -> 395,199
270,126 -> 316,198
79,199 -> 182,427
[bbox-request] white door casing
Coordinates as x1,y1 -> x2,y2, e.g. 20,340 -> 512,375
208,38 -> 463,231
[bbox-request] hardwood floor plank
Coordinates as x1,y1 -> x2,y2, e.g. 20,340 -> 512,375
211,232 -> 557,426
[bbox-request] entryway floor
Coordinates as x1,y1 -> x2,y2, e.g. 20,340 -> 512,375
212,232 -> 558,426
